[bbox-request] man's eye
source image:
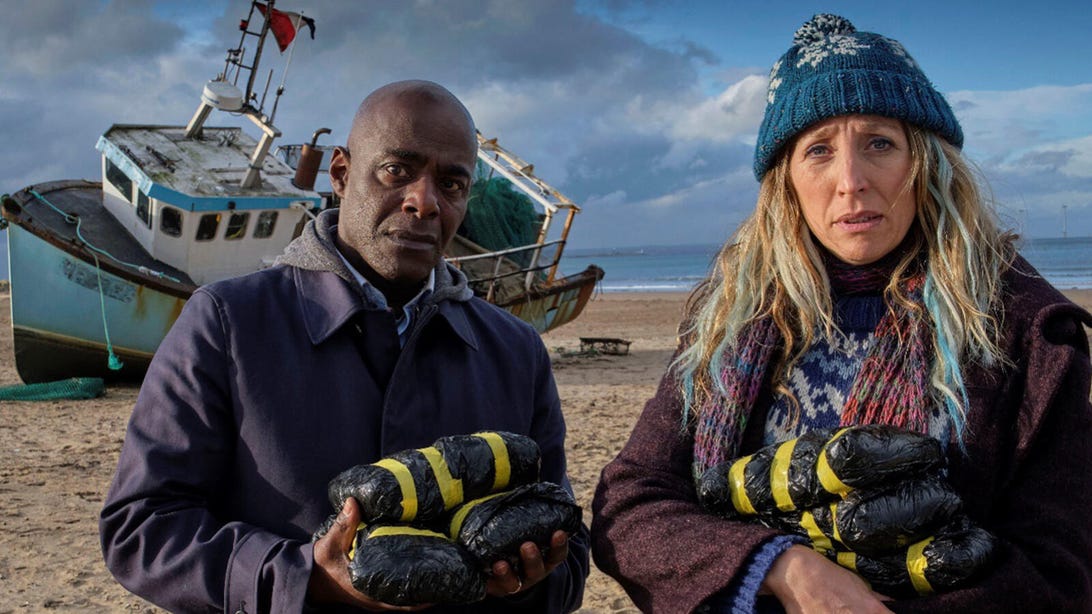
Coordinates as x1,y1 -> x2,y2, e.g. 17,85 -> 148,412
440,178 -> 467,193
383,164 -> 407,177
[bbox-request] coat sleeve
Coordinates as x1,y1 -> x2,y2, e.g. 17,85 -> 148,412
591,355 -> 783,614
503,334 -> 590,614
99,289 -> 312,613
892,303 -> 1092,613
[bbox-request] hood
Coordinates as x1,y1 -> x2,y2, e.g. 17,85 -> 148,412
275,208 -> 474,306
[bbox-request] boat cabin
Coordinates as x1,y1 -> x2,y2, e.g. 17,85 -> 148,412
96,124 -> 321,285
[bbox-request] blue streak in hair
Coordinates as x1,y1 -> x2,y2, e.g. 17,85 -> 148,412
924,275 -> 970,452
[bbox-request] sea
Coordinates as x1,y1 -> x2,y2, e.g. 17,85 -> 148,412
561,236 -> 1092,293
1,229 -> 1090,292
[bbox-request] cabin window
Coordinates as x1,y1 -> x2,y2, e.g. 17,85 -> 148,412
136,190 -> 151,227
196,213 -> 221,241
224,212 -> 249,240
105,158 -> 133,201
160,206 -> 183,237
254,211 -> 278,238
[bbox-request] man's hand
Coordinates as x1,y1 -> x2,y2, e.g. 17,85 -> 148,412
761,545 -> 894,614
308,499 -> 430,612
484,530 -> 570,598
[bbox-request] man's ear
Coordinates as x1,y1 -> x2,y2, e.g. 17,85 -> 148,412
329,146 -> 350,198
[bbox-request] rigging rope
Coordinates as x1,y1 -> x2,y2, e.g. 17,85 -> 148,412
27,189 -> 183,284
24,188 -> 156,372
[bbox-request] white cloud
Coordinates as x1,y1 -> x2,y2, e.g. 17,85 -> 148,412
949,83 -> 1092,161
583,189 -> 628,209
996,134 -> 1092,179
668,74 -> 768,142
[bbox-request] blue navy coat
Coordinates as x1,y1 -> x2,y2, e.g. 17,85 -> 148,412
100,214 -> 588,613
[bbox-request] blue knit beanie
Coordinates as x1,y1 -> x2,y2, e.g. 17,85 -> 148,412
753,14 -> 963,180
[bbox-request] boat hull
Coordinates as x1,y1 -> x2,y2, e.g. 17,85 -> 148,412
497,265 -> 604,334
3,182 -> 194,383
5,222 -> 187,383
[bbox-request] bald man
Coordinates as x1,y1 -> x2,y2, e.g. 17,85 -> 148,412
101,81 -> 589,613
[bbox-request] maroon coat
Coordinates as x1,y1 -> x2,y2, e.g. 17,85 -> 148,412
591,259 -> 1092,613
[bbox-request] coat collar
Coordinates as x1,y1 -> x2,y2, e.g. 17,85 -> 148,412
278,208 -> 478,349
292,266 -> 479,351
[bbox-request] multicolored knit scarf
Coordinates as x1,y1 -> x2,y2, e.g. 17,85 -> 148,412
692,251 -> 933,478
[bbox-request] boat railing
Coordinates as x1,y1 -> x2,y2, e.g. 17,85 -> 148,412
447,238 -> 566,303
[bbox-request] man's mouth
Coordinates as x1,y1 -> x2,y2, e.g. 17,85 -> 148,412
386,230 -> 438,250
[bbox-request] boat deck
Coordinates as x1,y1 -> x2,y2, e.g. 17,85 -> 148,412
3,180 -> 196,293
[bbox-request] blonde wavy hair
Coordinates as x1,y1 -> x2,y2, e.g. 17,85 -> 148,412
674,123 -> 1015,440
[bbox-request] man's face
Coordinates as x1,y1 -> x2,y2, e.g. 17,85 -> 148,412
331,91 -> 477,288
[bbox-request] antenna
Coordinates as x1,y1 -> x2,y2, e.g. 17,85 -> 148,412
268,9 -> 308,125
184,0 -> 317,189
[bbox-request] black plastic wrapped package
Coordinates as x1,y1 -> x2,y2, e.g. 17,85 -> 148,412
835,516 -> 997,597
328,431 -> 541,524
433,432 -> 542,500
697,426 -> 945,518
833,475 -> 963,556
449,482 -> 582,570
348,524 -> 487,606
772,475 -> 963,557
817,425 -> 944,496
697,429 -> 834,517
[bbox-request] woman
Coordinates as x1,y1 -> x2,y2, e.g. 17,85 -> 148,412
591,14 -> 1092,614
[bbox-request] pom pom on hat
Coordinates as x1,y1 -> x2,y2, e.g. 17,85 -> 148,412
752,14 -> 963,180
792,13 -> 856,45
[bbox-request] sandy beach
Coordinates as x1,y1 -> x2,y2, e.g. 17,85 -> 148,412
1,287 -> 1089,613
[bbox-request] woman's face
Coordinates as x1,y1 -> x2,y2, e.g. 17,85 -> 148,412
788,115 -> 916,265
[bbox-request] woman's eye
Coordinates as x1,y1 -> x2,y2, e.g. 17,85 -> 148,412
804,144 -> 829,158
869,137 -> 894,150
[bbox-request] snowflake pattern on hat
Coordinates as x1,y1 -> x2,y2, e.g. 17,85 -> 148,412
886,39 -> 920,70
767,59 -> 783,104
796,34 -> 871,68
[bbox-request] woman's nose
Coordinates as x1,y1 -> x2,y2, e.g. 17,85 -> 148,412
835,150 -> 868,196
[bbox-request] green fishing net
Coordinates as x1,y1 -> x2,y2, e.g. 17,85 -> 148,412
458,164 -> 540,267
0,377 -> 105,401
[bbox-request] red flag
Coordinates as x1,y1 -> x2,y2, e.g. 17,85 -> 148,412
256,3 -> 316,52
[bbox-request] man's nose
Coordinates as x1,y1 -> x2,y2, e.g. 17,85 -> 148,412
402,176 -> 440,218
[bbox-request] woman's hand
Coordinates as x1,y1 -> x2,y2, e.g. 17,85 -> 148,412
308,499 -> 430,611
484,530 -> 570,597
762,545 -> 893,614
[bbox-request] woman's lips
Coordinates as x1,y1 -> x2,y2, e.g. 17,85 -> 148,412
835,212 -> 883,232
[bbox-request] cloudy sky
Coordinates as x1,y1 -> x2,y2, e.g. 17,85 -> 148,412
2,0 -> 1090,249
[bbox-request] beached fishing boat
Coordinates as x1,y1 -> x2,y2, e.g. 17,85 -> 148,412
0,1 -> 602,384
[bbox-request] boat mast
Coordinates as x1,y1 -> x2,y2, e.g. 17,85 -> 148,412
183,0 -> 285,189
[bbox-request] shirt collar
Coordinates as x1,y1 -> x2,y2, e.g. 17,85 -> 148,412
334,246 -> 435,342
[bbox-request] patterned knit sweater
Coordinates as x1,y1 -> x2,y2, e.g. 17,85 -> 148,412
762,295 -> 950,447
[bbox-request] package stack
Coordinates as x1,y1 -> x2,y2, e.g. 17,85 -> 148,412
697,425 -> 996,597
317,431 -> 582,606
